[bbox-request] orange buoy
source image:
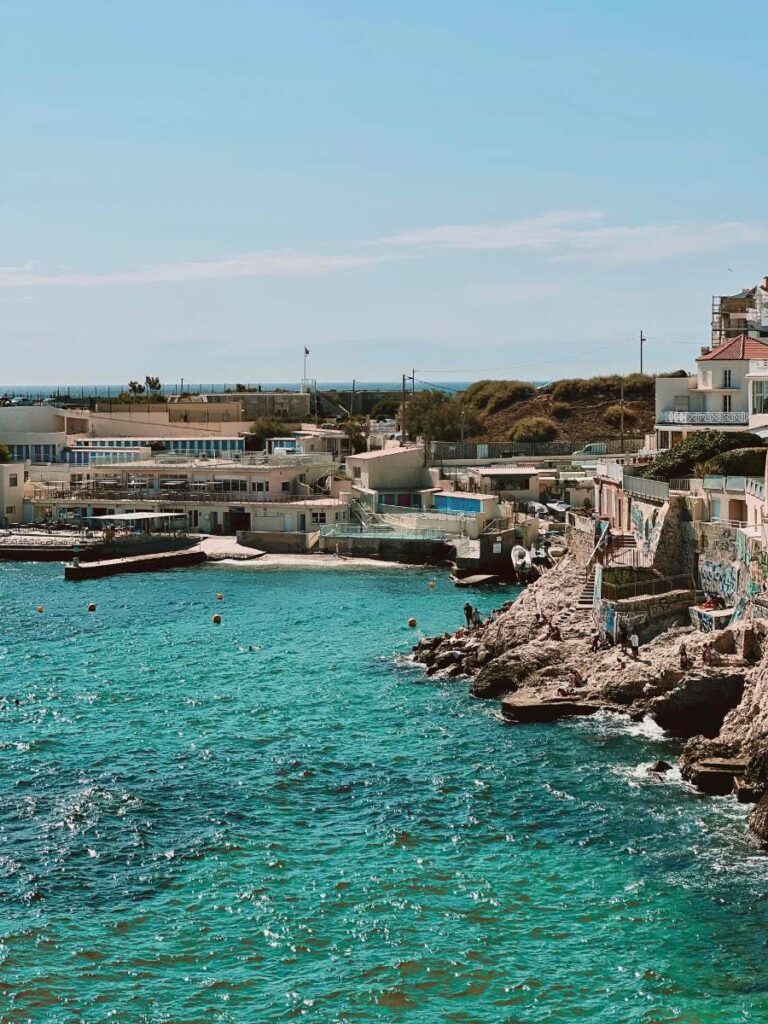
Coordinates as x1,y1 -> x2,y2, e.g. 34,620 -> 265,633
87,603 -> 96,612
37,606 -> 44,614
212,613 -> 222,624
408,617 -> 417,628
215,593 -> 224,601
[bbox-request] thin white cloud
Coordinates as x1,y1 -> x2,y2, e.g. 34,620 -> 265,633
379,212 -> 768,264
3,212 -> 767,289
0,251 -> 391,289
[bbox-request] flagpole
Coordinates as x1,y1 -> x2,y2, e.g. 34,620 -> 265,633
302,349 -> 307,393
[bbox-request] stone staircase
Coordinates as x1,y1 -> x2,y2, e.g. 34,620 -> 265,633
577,569 -> 597,607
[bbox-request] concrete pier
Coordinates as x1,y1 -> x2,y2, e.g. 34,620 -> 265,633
65,548 -> 207,580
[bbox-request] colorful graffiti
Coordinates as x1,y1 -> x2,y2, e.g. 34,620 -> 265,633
699,559 -> 740,600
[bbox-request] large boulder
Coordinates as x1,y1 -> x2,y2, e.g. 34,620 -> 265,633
648,671 -> 746,738
470,642 -> 564,699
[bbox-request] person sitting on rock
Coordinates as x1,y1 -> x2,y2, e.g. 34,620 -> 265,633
590,631 -> 601,653
567,667 -> 586,688
548,622 -> 562,642
679,641 -> 693,670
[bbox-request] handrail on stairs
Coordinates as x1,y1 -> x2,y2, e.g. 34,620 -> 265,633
585,527 -> 611,578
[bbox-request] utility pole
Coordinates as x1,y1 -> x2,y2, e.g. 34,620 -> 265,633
620,381 -> 625,454
411,368 -> 416,402
351,378 -> 356,419
640,330 -> 645,375
401,374 -> 407,445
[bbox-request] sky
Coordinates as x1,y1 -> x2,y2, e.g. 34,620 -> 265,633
2,0 -> 768,386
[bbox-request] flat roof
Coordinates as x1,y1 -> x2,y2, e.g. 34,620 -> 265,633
468,466 -> 540,476
347,446 -> 423,461
90,512 -> 187,521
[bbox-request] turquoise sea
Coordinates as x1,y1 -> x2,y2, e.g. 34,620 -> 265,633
1,563 -> 767,1023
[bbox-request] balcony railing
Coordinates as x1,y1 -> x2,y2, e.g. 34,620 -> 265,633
622,476 -> 669,503
747,478 -> 765,500
702,475 -> 747,493
31,486 -> 315,504
657,410 -> 749,425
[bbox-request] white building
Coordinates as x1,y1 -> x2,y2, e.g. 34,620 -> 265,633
653,335 -> 768,450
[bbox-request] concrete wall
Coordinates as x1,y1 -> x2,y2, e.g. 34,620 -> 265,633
347,447 -> 428,491
238,530 -> 310,553
565,518 -> 596,566
0,463 -> 25,524
598,589 -> 695,644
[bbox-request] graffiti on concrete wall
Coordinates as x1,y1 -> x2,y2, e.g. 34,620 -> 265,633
699,559 -> 740,600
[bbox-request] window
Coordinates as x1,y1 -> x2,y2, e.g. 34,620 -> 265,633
353,466 -> 362,479
8,475 -> 17,487
722,394 -> 732,413
753,380 -> 768,415
5,506 -> 15,515
281,481 -> 290,491
311,511 -> 327,525
723,369 -> 732,388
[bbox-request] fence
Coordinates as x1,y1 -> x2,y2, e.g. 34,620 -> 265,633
622,476 -> 670,503
430,438 -> 645,461
669,478 -> 704,494
601,573 -> 696,601
319,523 -> 448,542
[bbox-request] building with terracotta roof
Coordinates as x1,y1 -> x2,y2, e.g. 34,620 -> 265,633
653,334 -> 768,449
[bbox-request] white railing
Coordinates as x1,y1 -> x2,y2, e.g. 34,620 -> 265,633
669,477 -> 704,494
658,410 -> 749,425
622,476 -> 669,502
747,478 -> 765,500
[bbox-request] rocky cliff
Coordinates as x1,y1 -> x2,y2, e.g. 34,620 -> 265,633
413,552 -> 768,844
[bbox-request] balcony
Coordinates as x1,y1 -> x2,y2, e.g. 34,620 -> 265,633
622,475 -> 669,503
657,410 -> 749,425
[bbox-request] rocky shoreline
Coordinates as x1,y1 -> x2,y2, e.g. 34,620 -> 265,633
412,553 -> 768,845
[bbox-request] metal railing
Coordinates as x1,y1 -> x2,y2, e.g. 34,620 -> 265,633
747,478 -> 765,500
657,410 -> 749,425
669,477 -> 704,494
430,438 -> 645,461
31,486 -> 315,504
320,523 -> 448,542
622,475 -> 670,502
601,574 -> 696,601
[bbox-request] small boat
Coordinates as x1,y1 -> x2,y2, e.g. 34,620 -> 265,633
511,545 -> 530,570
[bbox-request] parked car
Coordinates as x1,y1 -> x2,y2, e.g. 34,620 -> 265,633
527,501 -> 550,519
572,441 -> 607,459
546,500 -> 571,519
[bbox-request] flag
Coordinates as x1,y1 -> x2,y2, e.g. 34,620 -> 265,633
304,347 -> 310,356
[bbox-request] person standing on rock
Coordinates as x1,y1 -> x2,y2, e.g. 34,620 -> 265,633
618,622 -> 629,655
471,606 -> 483,628
463,602 -> 473,627
629,632 -> 640,660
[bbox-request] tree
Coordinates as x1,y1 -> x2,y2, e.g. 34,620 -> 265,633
509,416 -> 559,442
371,397 -> 401,418
249,418 -> 287,448
0,445 -> 10,464
642,431 -> 762,481
405,390 -> 477,444
343,418 -> 367,454
128,380 -> 145,395
144,375 -> 162,393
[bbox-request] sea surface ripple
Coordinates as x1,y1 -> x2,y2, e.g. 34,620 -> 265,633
0,563 -> 767,1023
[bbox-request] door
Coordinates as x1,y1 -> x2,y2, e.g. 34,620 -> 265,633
298,514 -> 306,532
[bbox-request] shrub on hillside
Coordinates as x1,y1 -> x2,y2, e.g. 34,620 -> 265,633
706,447 -> 767,477
510,416 -> 559,442
462,379 -> 535,414
552,373 -> 654,404
603,403 -> 638,428
550,401 -> 571,421
642,431 -> 763,481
